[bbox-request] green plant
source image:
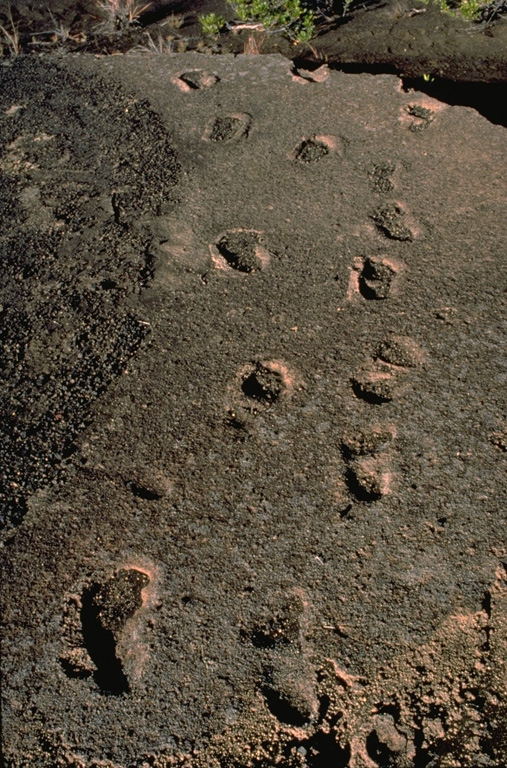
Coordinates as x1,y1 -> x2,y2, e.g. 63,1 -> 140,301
230,0 -> 317,42
199,12 -> 227,34
420,0 -> 490,20
458,0 -> 484,17
95,0 -> 152,30
295,12 -> 315,41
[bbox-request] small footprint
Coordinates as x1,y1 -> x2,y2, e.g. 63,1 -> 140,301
287,732 -> 351,767
367,714 -> 410,765
210,229 -> 269,273
359,256 -> 398,300
352,336 -> 422,404
375,335 -> 424,369
341,425 -> 396,460
372,203 -> 414,241
342,426 -> 396,502
226,360 -> 301,423
248,591 -> 320,727
345,457 -> 392,502
398,98 -> 444,132
242,363 -> 284,405
203,112 -> 251,143
262,658 -> 319,726
405,103 -> 435,132
249,591 -> 304,649
174,71 -> 220,92
291,64 -> 330,84
369,162 -> 396,193
292,134 -> 342,164
351,369 -> 396,404
347,255 -> 403,302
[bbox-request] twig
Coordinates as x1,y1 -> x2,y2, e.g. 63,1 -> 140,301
0,6 -> 20,57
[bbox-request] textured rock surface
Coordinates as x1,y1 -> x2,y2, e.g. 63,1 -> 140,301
1,53 -> 506,767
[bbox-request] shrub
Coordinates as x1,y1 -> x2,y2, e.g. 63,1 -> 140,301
199,12 -> 227,34
422,0 -> 491,20
230,0 -> 316,41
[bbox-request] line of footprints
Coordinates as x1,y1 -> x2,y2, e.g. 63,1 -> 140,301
172,67 -> 428,506
345,330 -> 423,504
60,69 -> 429,714
173,65 -> 428,508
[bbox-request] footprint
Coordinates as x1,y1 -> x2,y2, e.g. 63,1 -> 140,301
345,457 -> 392,502
288,731 -> 351,767
405,103 -> 435,132
250,592 -> 304,649
351,369 -> 396,404
372,203 -> 414,241
351,336 -> 421,404
242,362 -> 285,405
249,591 -> 319,727
342,426 -> 395,502
61,569 -> 150,695
60,593 -> 96,680
262,658 -> 319,726
127,482 -> 162,501
341,425 -> 396,460
366,714 -> 410,766
489,426 -> 507,453
124,470 -> 173,501
359,256 -> 399,300
291,64 -> 330,84
292,135 -> 342,164
226,360 -> 301,422
203,112 -> 251,143
347,256 -> 403,302
369,162 -> 396,193
375,335 -> 424,369
210,229 -> 269,273
174,71 -> 220,92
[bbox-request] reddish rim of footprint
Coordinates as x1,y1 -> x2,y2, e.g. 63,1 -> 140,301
291,64 -> 331,84
398,94 -> 447,131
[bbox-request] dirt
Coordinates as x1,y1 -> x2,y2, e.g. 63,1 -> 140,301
0,3 -> 506,768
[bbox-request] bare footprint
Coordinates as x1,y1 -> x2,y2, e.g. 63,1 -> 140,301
347,255 -> 403,302
203,112 -> 251,143
291,134 -> 344,164
173,70 -> 220,92
210,229 -> 270,273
